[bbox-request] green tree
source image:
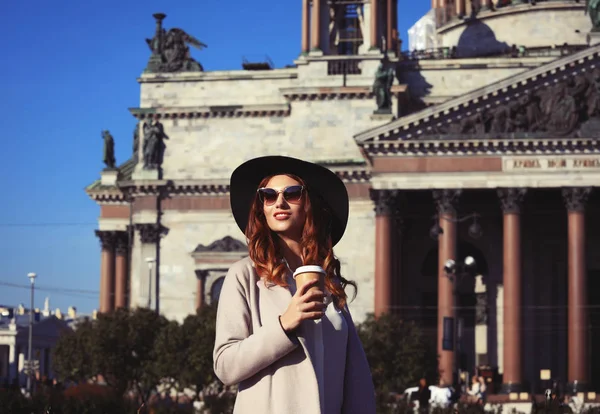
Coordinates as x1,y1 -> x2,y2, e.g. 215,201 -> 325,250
153,319 -> 185,397
89,308 -> 133,397
179,305 -> 218,402
127,307 -> 169,404
357,313 -> 438,397
52,318 -> 94,383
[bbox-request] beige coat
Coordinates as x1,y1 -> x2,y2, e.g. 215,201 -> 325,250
213,257 -> 376,414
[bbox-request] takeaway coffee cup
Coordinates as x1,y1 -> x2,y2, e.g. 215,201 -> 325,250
293,265 -> 326,293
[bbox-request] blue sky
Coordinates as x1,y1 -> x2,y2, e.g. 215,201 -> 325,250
1,0 -> 429,315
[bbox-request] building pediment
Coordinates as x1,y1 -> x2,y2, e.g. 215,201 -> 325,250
355,44 -> 600,147
193,236 -> 247,253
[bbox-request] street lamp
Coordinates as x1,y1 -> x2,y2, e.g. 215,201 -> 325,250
26,272 -> 36,395
443,257 -> 477,389
145,258 -> 155,310
429,213 -> 483,240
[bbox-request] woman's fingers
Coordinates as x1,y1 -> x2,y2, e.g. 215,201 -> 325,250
298,301 -> 326,313
299,289 -> 324,304
295,278 -> 319,297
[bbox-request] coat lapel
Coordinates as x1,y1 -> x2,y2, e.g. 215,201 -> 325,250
255,279 -> 292,316
255,279 -> 317,374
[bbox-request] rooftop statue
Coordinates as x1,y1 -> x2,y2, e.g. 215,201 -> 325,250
142,119 -> 169,170
587,0 -> 600,32
373,56 -> 396,114
145,13 -> 208,73
101,130 -> 116,169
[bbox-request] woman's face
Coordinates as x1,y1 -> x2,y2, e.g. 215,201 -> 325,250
261,174 -> 306,243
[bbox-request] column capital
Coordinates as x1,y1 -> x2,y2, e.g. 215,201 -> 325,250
562,187 -> 592,212
115,232 -> 129,255
370,189 -> 402,216
433,189 -> 462,215
498,188 -> 527,214
135,223 -> 169,244
95,230 -> 117,250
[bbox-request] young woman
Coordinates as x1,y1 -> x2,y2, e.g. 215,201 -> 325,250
213,156 -> 376,414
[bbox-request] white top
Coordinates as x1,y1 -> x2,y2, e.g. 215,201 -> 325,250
286,272 -> 349,413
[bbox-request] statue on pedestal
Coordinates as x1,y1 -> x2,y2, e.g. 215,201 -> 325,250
142,119 -> 168,170
145,13 -> 208,73
373,57 -> 396,114
101,130 -> 116,169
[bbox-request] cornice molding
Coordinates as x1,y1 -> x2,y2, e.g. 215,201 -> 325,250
363,138 -> 600,156
129,104 -> 290,120
86,168 -> 370,202
281,85 -> 408,101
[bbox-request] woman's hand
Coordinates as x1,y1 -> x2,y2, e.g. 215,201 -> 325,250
279,279 -> 326,333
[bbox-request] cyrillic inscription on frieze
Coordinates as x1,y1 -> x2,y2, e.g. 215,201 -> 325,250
503,156 -> 600,171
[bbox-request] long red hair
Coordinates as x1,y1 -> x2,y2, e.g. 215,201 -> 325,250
245,174 -> 356,309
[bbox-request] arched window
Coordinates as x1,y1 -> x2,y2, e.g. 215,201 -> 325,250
210,277 -> 225,305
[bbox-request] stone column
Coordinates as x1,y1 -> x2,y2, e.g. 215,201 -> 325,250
135,223 -> 167,312
302,0 -> 310,54
465,0 -> 472,17
563,187 -> 592,392
481,0 -> 493,10
311,0 -> 321,51
456,0 -> 465,18
371,189 -> 400,317
498,188 -> 526,393
95,230 -> 116,313
370,0 -> 379,50
8,343 -> 16,382
386,0 -> 393,52
114,232 -> 129,309
196,270 -> 207,310
433,189 -> 461,386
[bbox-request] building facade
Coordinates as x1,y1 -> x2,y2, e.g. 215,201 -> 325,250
87,0 -> 600,395
0,303 -> 75,386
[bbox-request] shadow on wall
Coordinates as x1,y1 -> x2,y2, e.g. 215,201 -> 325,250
396,64 -> 434,114
456,20 -> 510,58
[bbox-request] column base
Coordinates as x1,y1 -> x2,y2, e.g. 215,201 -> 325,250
308,48 -> 323,57
567,381 -> 588,394
501,382 -> 523,394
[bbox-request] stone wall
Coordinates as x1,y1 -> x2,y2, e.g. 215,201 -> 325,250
155,99 -> 384,180
401,56 -> 553,102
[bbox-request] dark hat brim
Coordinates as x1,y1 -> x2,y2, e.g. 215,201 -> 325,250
230,156 -> 349,247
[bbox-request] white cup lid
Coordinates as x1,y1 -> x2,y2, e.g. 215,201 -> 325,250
293,265 -> 326,278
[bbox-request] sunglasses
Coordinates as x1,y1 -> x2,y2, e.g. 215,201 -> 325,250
257,185 -> 304,206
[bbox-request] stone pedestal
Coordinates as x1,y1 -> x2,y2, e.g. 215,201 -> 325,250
101,169 -> 119,186
587,31 -> 600,46
371,113 -> 395,123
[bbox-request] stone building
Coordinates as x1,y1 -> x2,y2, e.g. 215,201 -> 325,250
87,0 -> 600,395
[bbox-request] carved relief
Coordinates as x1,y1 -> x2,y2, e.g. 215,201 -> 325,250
370,189 -> 402,216
562,187 -> 592,212
194,236 -> 247,253
498,188 -> 527,214
432,67 -> 600,139
433,189 -> 462,215
135,223 -> 169,244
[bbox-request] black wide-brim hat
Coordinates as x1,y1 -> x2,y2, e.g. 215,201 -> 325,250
230,156 -> 349,247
